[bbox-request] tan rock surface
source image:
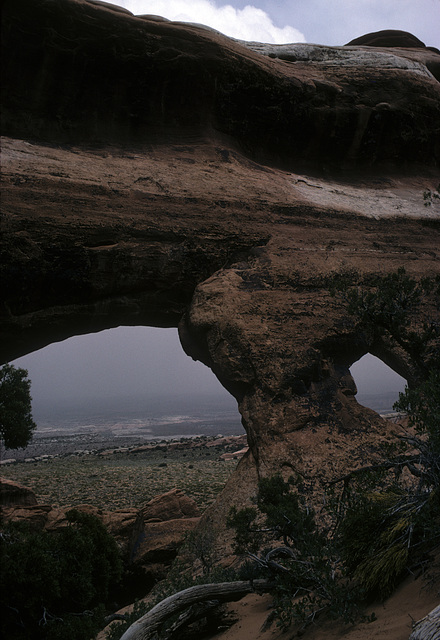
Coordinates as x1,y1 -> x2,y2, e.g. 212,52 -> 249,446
1,504 -> 53,529
141,488 -> 201,523
219,447 -> 249,461
135,517 -> 201,564
0,485 -> 201,568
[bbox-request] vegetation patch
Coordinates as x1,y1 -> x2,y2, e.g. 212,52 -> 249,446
2,440 -> 239,511
1,510 -> 122,640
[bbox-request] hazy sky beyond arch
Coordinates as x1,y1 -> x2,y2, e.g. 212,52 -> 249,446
350,352 -> 406,407
12,327 -> 232,405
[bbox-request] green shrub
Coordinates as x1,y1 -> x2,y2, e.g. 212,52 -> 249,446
227,475 -> 365,632
0,510 -> 122,639
0,363 -> 36,449
328,268 -> 440,598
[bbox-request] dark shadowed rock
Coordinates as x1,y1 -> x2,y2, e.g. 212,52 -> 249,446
85,0 -> 133,15
0,478 -> 38,507
345,29 -> 427,48
135,517 -> 201,565
1,1 -> 439,169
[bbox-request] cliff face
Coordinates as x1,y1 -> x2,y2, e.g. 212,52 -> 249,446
2,1 -> 440,169
1,0 -> 440,515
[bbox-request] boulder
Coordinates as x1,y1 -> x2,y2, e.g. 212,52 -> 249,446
345,29 -> 427,48
0,477 -> 38,507
0,487 -> 201,567
134,517 -> 201,565
1,504 -> 52,529
0,499 -> 139,559
219,447 -> 249,461
103,508 -> 145,555
44,504 -> 144,560
141,488 -> 201,523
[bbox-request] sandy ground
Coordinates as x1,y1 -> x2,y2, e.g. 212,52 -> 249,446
99,550 -> 439,640
209,572 -> 439,640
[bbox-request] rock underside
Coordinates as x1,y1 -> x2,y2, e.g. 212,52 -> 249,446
1,0 -> 440,531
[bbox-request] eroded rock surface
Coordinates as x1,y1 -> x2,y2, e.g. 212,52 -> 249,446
0,478 -> 38,507
142,488 -> 201,523
1,0 -> 440,523
0,487 -> 199,568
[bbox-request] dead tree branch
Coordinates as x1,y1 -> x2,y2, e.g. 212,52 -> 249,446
119,579 -> 271,640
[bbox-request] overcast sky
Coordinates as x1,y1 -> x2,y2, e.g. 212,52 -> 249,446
107,0 -> 439,48
13,328 -> 229,404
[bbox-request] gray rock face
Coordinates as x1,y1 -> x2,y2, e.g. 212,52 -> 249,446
237,41 -> 436,78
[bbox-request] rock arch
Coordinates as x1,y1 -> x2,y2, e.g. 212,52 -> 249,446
1,0 -> 440,518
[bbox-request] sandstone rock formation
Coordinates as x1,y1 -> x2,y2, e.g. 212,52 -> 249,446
345,28 -> 436,50
1,0 -> 440,527
0,499 -> 142,556
0,478 -> 38,507
1,484 -> 200,568
137,489 -> 201,566
137,517 -> 201,565
219,447 -> 249,462
142,488 -> 201,523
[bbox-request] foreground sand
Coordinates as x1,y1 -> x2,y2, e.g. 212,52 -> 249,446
208,571 -> 438,640
100,564 -> 438,640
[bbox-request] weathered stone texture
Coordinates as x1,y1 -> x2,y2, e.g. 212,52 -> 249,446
0,478 -> 38,507
141,488 -> 201,523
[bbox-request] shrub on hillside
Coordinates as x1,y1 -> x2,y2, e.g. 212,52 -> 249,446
227,475 -> 366,631
0,509 -> 123,640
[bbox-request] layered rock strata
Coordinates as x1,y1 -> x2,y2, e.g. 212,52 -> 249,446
1,0 -> 440,523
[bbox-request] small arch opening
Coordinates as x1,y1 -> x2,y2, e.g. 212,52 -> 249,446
350,353 -> 406,415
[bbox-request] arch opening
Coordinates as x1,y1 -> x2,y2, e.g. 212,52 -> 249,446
4,326 -> 248,606
4,326 -> 246,511
11,326 -> 244,443
349,352 -> 406,415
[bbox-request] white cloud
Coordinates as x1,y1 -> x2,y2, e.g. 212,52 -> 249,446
107,0 -> 306,43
